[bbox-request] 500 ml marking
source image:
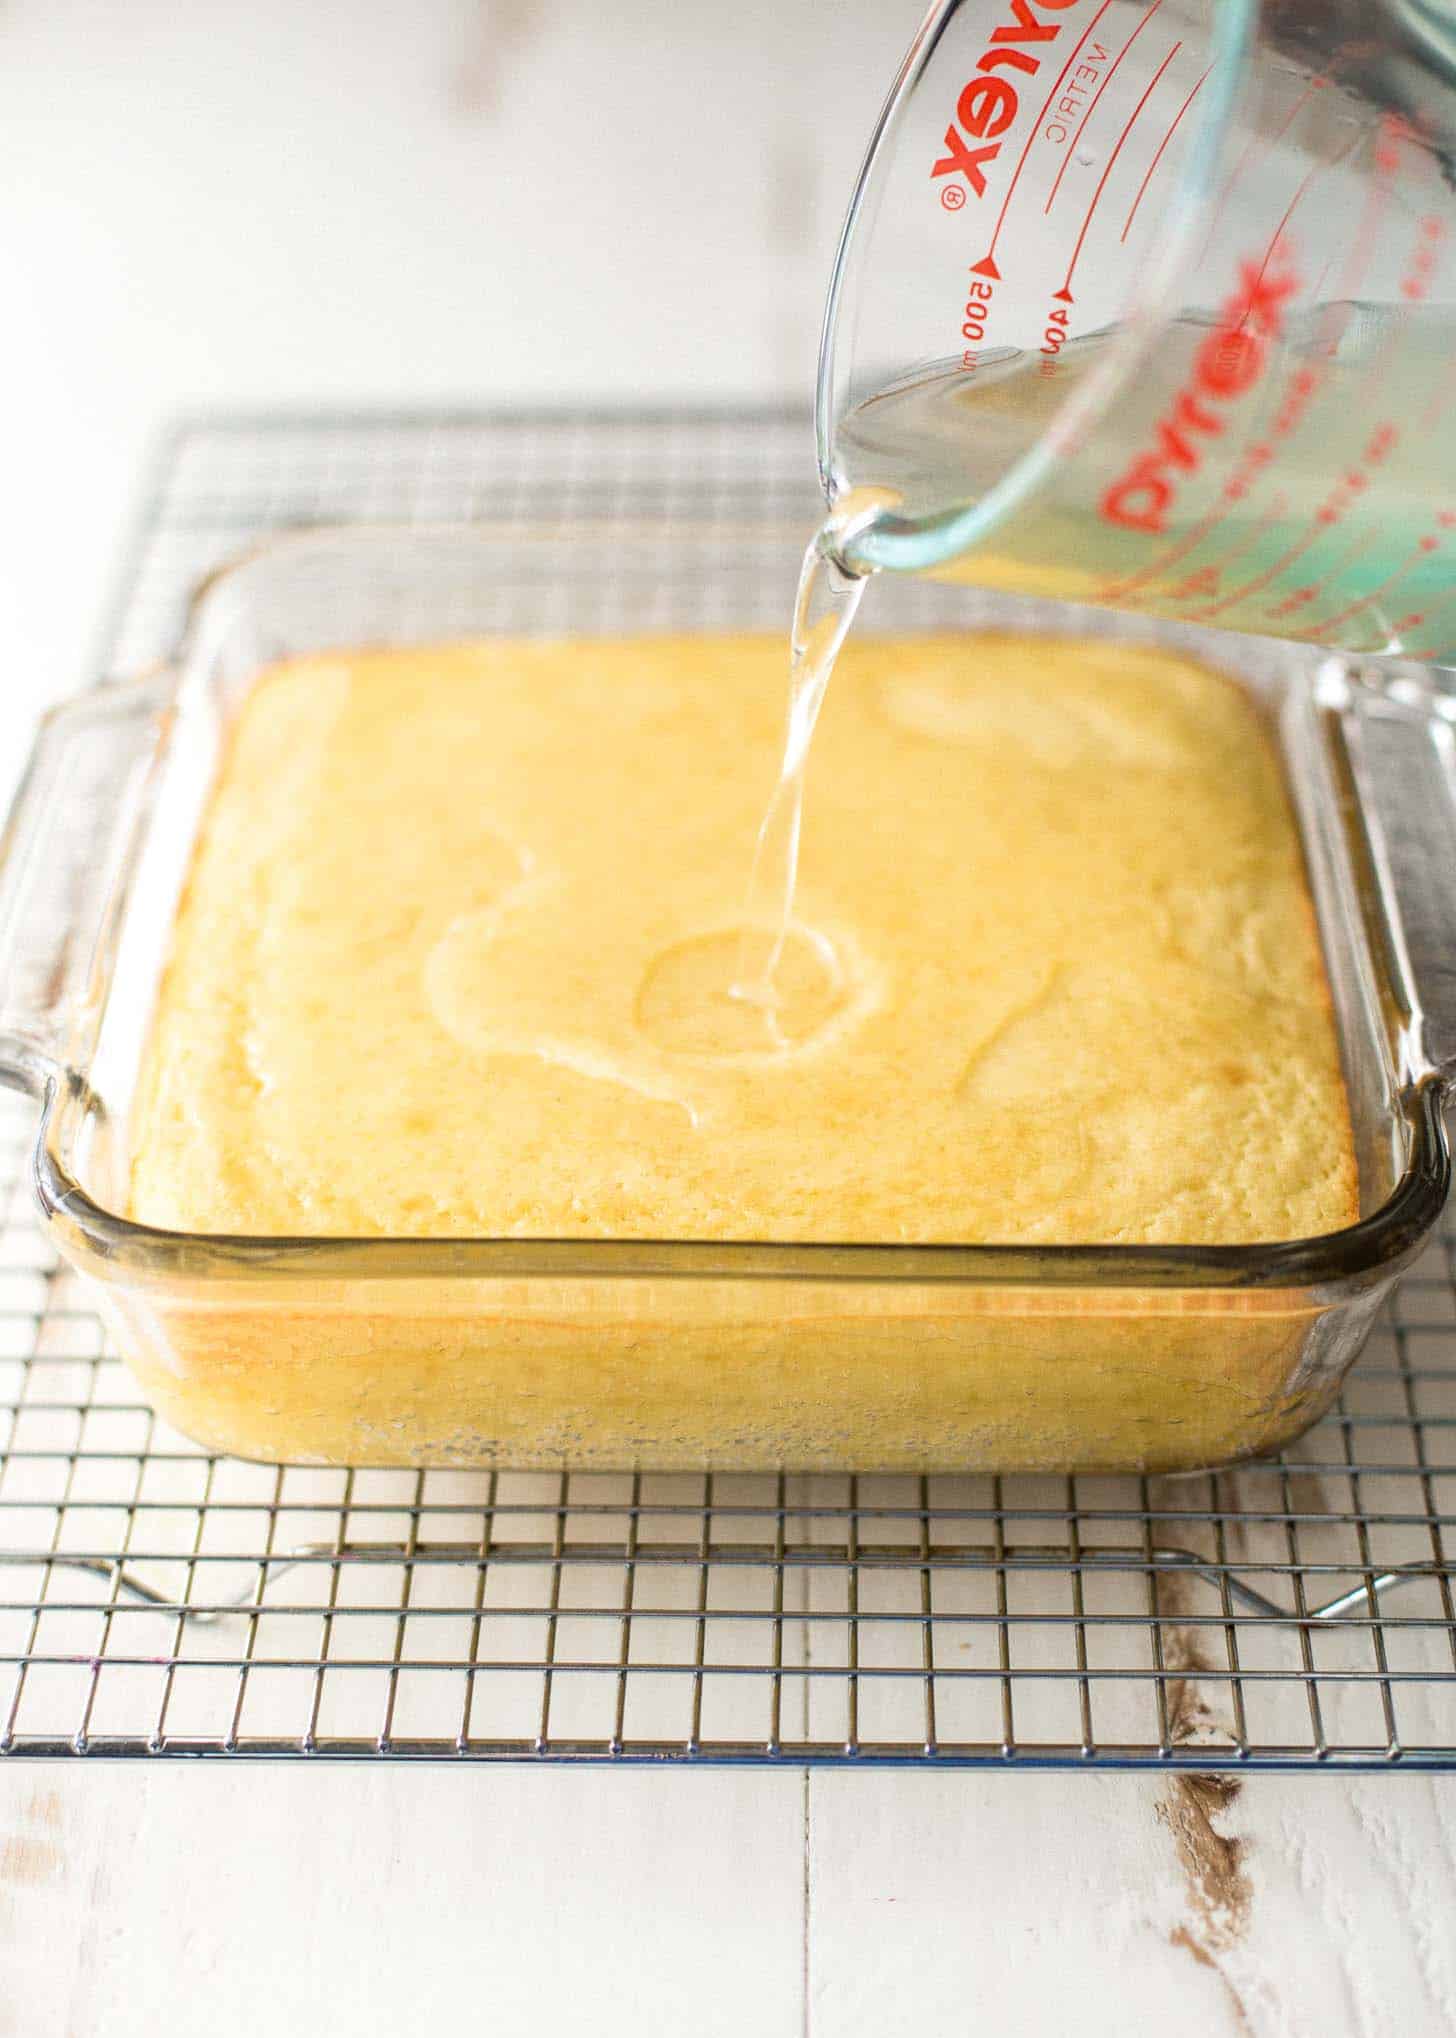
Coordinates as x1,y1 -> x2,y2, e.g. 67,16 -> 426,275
962,272 -> 996,368
945,0 -> 1090,370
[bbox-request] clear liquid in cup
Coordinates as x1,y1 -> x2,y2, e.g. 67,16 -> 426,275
817,0 -> 1456,660
833,300 -> 1456,660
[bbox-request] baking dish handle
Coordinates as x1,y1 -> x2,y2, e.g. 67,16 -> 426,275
1343,668 -> 1456,1088
0,676 -> 174,1096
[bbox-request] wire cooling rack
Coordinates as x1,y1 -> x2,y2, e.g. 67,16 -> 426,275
3,410 -> 1456,1769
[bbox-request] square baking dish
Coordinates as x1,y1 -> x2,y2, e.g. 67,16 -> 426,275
0,524 -> 1452,1474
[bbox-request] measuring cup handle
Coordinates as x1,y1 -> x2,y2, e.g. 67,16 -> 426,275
0,675 -> 173,1097
1342,668 -> 1456,1087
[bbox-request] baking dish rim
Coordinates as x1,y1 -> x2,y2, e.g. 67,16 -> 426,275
33,1076 -> 1447,1292
12,518 -> 1453,1298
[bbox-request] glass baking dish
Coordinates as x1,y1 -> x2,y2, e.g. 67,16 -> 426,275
1,524 -> 1453,1475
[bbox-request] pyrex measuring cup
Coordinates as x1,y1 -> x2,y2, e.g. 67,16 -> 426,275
819,0 -> 1456,658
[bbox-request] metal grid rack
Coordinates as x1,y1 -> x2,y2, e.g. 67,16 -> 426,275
3,410 -> 1456,1769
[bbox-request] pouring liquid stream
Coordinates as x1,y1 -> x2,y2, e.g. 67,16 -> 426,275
728,303 -> 1456,1026
732,534 -> 868,1015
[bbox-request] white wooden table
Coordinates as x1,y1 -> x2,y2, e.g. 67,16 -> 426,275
7,1765 -> 1456,2034
3,5 -> 1453,2031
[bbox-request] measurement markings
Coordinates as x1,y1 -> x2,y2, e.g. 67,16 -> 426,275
1264,524 -> 1373,623
1044,0 -> 1165,217
1182,520 -> 1327,623
972,0 -> 1118,281
1200,72 -> 1328,257
1100,473 -> 1256,604
1137,151 -> 1344,611
1402,212 -> 1447,303
1238,114 -> 1365,309
1186,423 -> 1400,623
1319,115 -> 1402,308
1103,117 -> 1400,605
1312,518 -> 1455,643
1242,163 -> 1323,308
1112,488 -> 1286,612
1121,63 -> 1211,242
1395,580 -> 1456,659
1054,39 -> 1182,302
1099,358 -> 1316,605
1171,196 -> 1443,629
1159,490 -> 1288,604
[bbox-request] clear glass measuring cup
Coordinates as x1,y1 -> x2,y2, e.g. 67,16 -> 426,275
819,0 -> 1456,659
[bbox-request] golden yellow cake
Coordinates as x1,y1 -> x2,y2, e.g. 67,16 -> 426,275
130,632 -> 1356,1247
116,629 -> 1359,1474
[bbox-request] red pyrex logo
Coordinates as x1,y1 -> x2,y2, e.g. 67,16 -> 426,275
1100,249 -> 1300,534
930,0 -> 1083,199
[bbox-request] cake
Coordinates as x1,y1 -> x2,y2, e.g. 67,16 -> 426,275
129,631 -> 1357,1247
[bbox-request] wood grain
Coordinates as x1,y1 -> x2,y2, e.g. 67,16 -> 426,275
808,1771 -> 1456,2038
0,1765 -> 805,2038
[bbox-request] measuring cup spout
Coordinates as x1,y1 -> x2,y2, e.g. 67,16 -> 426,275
820,0 -> 1456,660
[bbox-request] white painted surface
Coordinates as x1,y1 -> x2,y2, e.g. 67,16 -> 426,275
810,1772 -> 1456,2038
7,1762 -> 1456,2037
3,3 -> 1456,2032
1,1766 -> 806,2037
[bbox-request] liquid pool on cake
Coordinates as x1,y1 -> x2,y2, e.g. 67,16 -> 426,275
131,632 -> 1356,1247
